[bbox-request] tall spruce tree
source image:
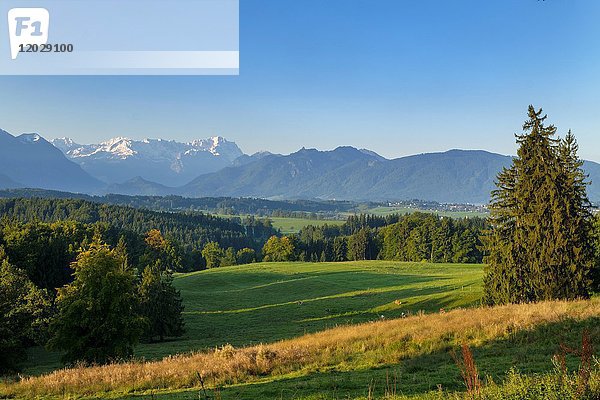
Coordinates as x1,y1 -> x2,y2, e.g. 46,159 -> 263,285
555,130 -> 596,297
483,106 -> 595,304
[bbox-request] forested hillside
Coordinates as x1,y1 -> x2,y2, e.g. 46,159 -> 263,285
0,198 -> 277,272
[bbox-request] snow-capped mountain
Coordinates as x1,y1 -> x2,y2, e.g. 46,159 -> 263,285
51,136 -> 245,186
50,137 -> 81,153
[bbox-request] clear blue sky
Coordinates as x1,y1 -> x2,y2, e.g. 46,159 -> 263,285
1,0 -> 600,161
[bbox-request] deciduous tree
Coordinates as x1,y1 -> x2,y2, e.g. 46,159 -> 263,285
262,236 -> 295,262
202,241 -> 224,268
48,241 -> 144,364
0,257 -> 51,373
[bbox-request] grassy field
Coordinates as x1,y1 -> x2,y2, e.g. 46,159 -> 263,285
23,262 -> 482,376
9,262 -> 598,399
216,208 -> 485,235
4,298 -> 598,399
213,213 -> 345,234
142,262 -> 483,361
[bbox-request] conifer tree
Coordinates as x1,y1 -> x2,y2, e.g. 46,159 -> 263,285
332,236 -> 347,261
555,130 -> 595,297
138,265 -> 185,342
347,227 -> 373,261
484,106 -> 595,304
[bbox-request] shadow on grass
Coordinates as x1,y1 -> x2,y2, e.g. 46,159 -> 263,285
121,316 -> 599,400
19,274 -> 472,377
180,270 -> 454,310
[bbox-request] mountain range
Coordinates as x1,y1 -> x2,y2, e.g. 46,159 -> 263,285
1,128 -> 600,204
51,136 -> 244,186
179,147 -> 513,203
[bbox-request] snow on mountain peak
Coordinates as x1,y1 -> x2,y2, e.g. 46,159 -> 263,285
50,137 -> 82,153
54,137 -> 75,146
185,136 -> 241,157
52,135 -> 244,163
101,137 -> 136,158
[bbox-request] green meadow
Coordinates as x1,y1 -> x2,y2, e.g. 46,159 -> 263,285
10,261 -> 599,400
268,217 -> 345,234
212,213 -> 345,234
24,261 -> 482,376
220,212 -> 483,235
141,261 -> 483,360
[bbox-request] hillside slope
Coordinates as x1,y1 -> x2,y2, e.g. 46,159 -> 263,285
0,174 -> 20,189
5,295 -> 598,399
104,176 -> 175,196
0,130 -> 102,193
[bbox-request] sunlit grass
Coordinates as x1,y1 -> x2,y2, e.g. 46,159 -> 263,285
23,261 -> 483,376
3,298 -> 598,399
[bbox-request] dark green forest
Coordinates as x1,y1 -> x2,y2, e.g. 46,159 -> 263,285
0,198 -> 277,273
287,213 -> 485,263
0,198 -> 486,275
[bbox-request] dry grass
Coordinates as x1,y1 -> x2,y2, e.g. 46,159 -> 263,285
2,298 -> 599,399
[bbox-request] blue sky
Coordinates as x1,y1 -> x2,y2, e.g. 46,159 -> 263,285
1,0 -> 600,160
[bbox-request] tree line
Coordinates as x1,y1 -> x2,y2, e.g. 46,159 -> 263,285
277,213 -> 485,263
0,190 -> 356,217
197,212 -> 486,266
0,198 -> 278,271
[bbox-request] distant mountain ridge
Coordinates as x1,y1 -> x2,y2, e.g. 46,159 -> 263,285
51,136 -> 244,186
106,177 -> 174,197
0,129 -> 102,193
2,128 -> 600,203
0,174 -> 20,189
180,147 -> 516,203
